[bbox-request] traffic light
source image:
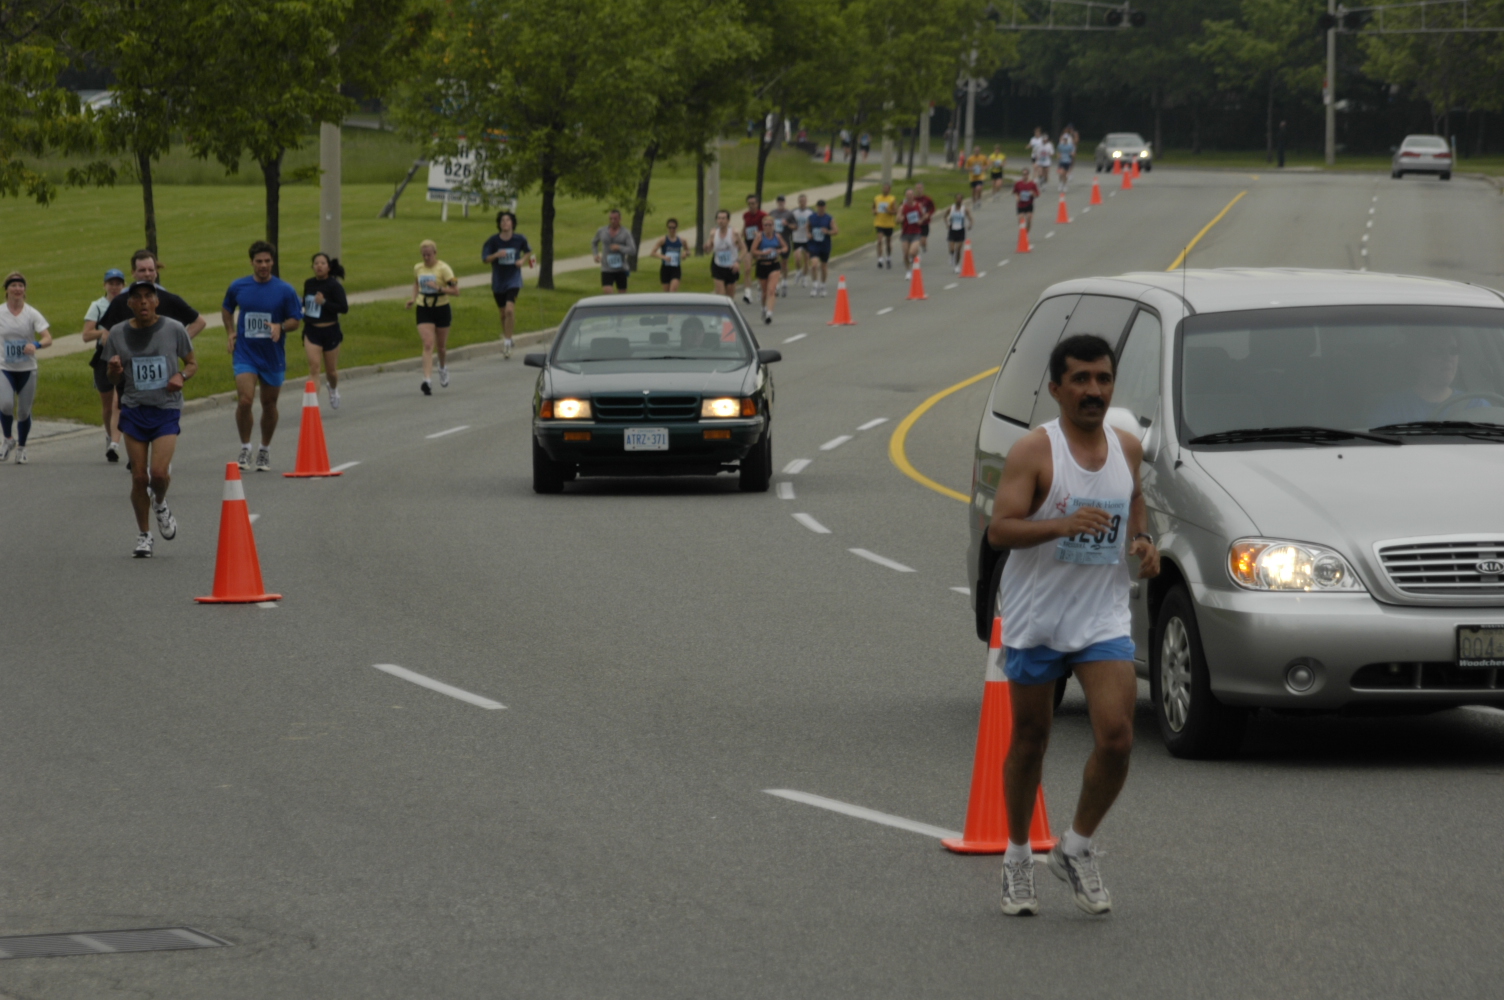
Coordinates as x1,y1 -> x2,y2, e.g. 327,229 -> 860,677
1316,12 -> 1338,30
1341,10 -> 1365,28
1129,10 -> 1146,25
1106,8 -> 1123,25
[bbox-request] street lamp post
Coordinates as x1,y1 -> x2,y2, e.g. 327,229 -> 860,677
1324,0 -> 1337,165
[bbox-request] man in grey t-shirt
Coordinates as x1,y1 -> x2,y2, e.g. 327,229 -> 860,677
106,281 -> 198,558
591,209 -> 637,294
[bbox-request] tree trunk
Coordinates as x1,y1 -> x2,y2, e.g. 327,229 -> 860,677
1192,104 -> 1202,156
755,111 -> 781,204
260,152 -> 282,275
1153,90 -> 1163,160
1051,89 -> 1064,139
905,119 -> 918,179
539,159 -> 558,290
1265,77 -> 1275,164
138,150 -> 158,257
628,141 -> 658,272
844,123 -> 859,207
695,158 -> 705,256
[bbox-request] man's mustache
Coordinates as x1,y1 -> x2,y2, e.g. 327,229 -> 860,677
1079,397 -> 1105,409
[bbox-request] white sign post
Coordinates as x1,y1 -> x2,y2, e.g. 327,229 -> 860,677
426,145 -> 511,221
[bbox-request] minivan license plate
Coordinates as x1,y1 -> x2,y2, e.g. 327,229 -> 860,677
624,427 -> 669,451
1457,625 -> 1504,668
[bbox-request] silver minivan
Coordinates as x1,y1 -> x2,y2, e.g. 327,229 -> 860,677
967,268 -> 1504,757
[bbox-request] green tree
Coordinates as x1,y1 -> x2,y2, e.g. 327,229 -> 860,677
1195,0 -> 1322,162
1361,1 -> 1504,139
394,0 -> 661,288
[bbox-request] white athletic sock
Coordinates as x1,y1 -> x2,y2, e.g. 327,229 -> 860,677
1062,827 -> 1091,857
1004,840 -> 1032,865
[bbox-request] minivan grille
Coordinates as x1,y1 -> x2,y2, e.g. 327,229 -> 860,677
1351,662 -> 1502,691
591,394 -> 700,421
1377,539 -> 1504,596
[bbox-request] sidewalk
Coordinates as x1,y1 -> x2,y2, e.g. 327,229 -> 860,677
37,173 -> 904,361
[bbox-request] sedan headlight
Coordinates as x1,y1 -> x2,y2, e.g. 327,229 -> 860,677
551,398 -> 592,420
1111,150 -> 1122,158
1138,150 -> 1149,157
1229,539 -> 1366,592
701,397 -> 756,418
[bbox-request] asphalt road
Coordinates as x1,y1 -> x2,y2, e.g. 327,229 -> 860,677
5,166 -> 1504,999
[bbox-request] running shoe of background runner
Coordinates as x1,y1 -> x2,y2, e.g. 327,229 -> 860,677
439,366 -> 450,388
15,446 -> 27,464
155,502 -> 177,540
1049,844 -> 1112,915
255,446 -> 271,472
329,387 -> 341,409
134,531 -> 153,558
237,443 -> 252,470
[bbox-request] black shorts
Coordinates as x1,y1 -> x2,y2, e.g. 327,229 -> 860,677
303,323 -> 344,351
92,361 -> 113,394
659,266 -> 681,284
990,169 -> 1004,179
919,223 -> 930,237
601,270 -> 628,291
493,287 -> 520,307
875,227 -> 893,237
710,263 -> 739,284
1017,204 -> 1034,215
808,244 -> 830,262
947,229 -> 967,243
971,178 -> 985,189
755,260 -> 781,280
415,304 -> 452,327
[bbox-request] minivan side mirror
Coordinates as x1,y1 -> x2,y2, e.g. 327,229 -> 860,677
757,349 -> 782,364
523,353 -> 547,369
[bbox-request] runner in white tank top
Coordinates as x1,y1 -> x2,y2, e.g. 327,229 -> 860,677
984,334 -> 1160,919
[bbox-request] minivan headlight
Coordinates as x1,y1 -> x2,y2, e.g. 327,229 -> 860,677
1229,539 -> 1367,592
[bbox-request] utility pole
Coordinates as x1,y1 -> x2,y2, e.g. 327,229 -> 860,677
963,67 -> 978,161
881,130 -> 894,187
319,122 -> 342,261
918,102 -> 931,169
1324,0 -> 1336,165
703,138 -> 720,242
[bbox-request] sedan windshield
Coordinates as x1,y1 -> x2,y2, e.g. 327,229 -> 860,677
554,305 -> 752,364
1180,305 -> 1504,443
1105,133 -> 1144,147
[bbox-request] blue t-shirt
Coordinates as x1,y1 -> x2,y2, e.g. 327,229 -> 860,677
808,212 -> 834,245
483,233 -> 531,291
223,275 -> 302,372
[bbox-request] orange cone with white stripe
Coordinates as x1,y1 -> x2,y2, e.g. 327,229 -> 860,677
1112,158 -> 1122,174
942,615 -> 1057,854
959,240 -> 978,278
827,275 -> 856,325
1056,195 -> 1071,224
1090,176 -> 1103,205
906,257 -> 928,300
1122,165 -> 1133,190
196,463 -> 281,604
284,381 -> 342,478
1016,220 -> 1032,254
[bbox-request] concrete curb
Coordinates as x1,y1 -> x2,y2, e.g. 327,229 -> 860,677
30,327 -> 558,447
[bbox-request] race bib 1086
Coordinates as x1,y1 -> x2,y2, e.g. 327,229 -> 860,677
131,354 -> 171,391
2,339 -> 27,363
1055,496 -> 1129,565
244,312 -> 274,338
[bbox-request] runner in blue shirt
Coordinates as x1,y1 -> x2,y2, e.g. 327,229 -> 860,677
805,200 -> 839,297
221,240 -> 302,472
482,210 -> 534,358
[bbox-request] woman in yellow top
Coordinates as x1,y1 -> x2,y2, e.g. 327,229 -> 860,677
965,145 -> 989,207
871,181 -> 897,270
406,239 -> 460,396
989,146 -> 1008,197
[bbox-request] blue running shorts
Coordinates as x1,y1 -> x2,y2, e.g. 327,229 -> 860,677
1004,636 -> 1136,685
118,405 -> 181,443
232,358 -> 286,387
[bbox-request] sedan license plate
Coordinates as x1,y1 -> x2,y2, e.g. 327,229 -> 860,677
623,427 -> 669,451
1457,625 -> 1504,668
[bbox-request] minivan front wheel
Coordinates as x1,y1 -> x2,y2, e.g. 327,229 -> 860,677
1151,585 -> 1248,758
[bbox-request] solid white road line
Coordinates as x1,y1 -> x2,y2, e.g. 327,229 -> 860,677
950,586 -> 971,595
248,513 -> 260,523
426,425 -> 471,439
857,417 -> 889,431
783,458 -> 812,474
764,789 -> 960,840
820,435 -> 853,451
372,663 -> 506,710
776,482 -> 795,500
330,460 -> 361,473
877,307 -> 894,316
793,513 -> 831,534
783,333 -> 808,343
848,548 -> 915,572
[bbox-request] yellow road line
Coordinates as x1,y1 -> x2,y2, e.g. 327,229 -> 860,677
890,191 -> 1249,502
887,367 -> 999,502
1165,190 -> 1247,271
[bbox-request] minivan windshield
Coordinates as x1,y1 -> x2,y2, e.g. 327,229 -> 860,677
1180,305 -> 1504,443
554,305 -> 752,364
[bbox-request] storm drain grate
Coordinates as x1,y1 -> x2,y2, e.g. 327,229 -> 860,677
0,927 -> 229,960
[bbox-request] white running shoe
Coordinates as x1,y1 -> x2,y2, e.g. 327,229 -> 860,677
955,263 -> 962,274
15,446 -> 27,464
503,337 -> 514,358
904,270 -> 912,281
819,284 -> 828,297
255,447 -> 271,473
237,444 -> 252,470
438,366 -> 450,388
1001,858 -> 1040,916
742,287 -> 753,304
0,437 -> 13,462
154,502 -> 177,540
329,387 -> 341,409
133,532 -> 153,558
1049,844 -> 1112,915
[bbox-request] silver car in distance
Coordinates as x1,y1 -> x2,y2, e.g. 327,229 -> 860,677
967,268 -> 1504,758
1391,134 -> 1453,180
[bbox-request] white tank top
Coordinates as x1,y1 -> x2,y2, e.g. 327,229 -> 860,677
999,419 -> 1134,652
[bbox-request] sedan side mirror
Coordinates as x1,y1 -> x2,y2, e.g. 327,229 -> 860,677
757,349 -> 782,364
523,352 -> 547,369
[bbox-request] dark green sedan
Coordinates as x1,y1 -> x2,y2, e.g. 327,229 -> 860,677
525,293 -> 781,493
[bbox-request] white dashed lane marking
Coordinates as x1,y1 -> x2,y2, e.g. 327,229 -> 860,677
782,458 -> 812,474
857,417 -> 889,431
820,435 -> 853,451
425,425 -> 470,439
776,482 -> 795,500
764,789 -> 960,840
848,548 -> 915,573
877,307 -> 894,316
248,513 -> 260,523
330,461 -> 361,473
793,513 -> 832,534
950,586 -> 971,595
373,663 -> 506,710
782,333 -> 807,344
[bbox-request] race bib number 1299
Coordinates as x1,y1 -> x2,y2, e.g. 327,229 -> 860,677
1055,496 -> 1129,565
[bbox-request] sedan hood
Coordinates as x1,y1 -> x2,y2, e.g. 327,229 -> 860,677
548,360 -> 753,396
1193,444 -> 1504,595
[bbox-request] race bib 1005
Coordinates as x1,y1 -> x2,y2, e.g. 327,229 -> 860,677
131,354 -> 171,391
244,312 -> 274,339
1055,496 -> 1130,565
2,339 -> 27,363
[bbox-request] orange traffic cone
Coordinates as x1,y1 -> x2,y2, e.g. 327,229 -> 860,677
824,145 -> 832,163
942,615 -> 1058,854
196,463 -> 281,604
959,240 -> 978,278
1056,195 -> 1071,224
1016,221 -> 1032,254
1090,176 -> 1103,205
1112,158 -> 1122,174
284,381 -> 343,478
827,275 -> 856,326
1122,166 -> 1133,190
1132,158 -> 1141,178
906,257 -> 928,300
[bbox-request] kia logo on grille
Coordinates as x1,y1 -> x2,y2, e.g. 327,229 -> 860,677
1477,560 -> 1504,575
